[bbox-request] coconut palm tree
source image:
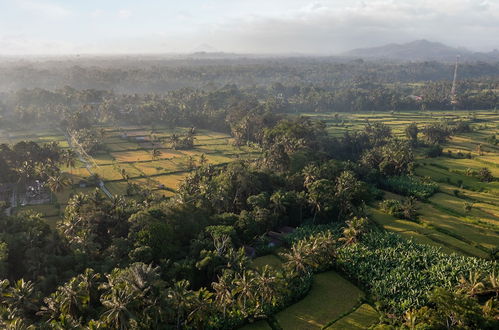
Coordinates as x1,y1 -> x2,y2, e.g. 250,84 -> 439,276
61,149 -> 77,175
199,153 -> 208,167
120,168 -> 129,181
167,280 -> 193,329
281,241 -> 313,276
186,288 -> 213,327
100,288 -> 136,330
339,217 -> 368,246
170,134 -> 180,150
151,148 -> 161,161
46,174 -> 72,194
15,161 -> 35,190
233,271 -> 255,313
302,164 -> 319,188
40,270 -> 99,322
3,279 -> 38,319
212,274 -> 234,319
270,190 -> 287,215
486,271 -> 499,297
253,266 -> 281,310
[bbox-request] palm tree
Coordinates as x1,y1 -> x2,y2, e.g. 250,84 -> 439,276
61,149 -> 77,175
100,288 -> 136,330
187,127 -> 196,137
339,217 -> 368,246
233,271 -> 255,313
40,270 -> 98,322
486,271 -> 499,297
253,266 -> 281,310
170,134 -> 180,150
212,274 -> 234,319
167,280 -> 193,329
16,161 -> 35,190
401,197 -> 418,220
403,309 -> 417,330
151,148 -> 161,161
125,263 -> 160,294
302,164 -> 318,188
270,190 -> 287,215
280,241 -> 312,275
120,168 -> 129,181
186,288 -> 213,327
187,156 -> 196,171
199,153 -> 208,167
47,174 -> 72,194
3,279 -> 38,319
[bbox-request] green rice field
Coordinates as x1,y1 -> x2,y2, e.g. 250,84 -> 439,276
274,271 -> 365,329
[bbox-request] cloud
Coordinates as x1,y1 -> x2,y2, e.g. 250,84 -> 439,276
91,9 -> 104,18
18,0 -> 71,18
204,0 -> 499,53
117,9 -> 132,19
2,0 -> 499,54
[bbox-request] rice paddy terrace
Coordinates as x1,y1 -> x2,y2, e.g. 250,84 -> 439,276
303,110 -> 499,259
0,125 -> 258,226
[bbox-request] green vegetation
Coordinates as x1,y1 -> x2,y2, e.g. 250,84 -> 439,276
0,59 -> 498,329
337,231 -> 497,314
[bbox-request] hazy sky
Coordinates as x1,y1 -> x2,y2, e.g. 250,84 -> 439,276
1,0 -> 498,55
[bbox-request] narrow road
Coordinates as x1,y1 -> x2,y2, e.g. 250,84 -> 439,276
61,129 -> 113,199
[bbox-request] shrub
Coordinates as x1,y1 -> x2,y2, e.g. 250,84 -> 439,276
425,145 -> 443,158
379,198 -> 418,221
381,176 -> 438,200
379,199 -> 403,217
464,201 -> 474,213
477,167 -> 494,182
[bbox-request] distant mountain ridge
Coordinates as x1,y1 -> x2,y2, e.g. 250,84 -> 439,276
343,40 -> 499,62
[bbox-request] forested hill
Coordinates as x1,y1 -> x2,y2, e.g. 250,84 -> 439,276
1,57 -> 499,93
343,39 -> 499,62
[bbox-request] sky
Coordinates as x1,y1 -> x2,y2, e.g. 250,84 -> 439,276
0,0 -> 498,55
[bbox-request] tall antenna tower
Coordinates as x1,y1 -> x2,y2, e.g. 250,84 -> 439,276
450,55 -> 460,107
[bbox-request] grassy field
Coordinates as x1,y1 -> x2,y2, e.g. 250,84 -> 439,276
274,271 -> 365,329
327,304 -> 379,329
239,320 -> 273,330
251,254 -> 284,271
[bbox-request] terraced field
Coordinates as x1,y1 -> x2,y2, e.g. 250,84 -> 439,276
1,125 -> 259,225
304,110 -> 499,259
274,271 -> 365,329
246,254 -> 378,330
